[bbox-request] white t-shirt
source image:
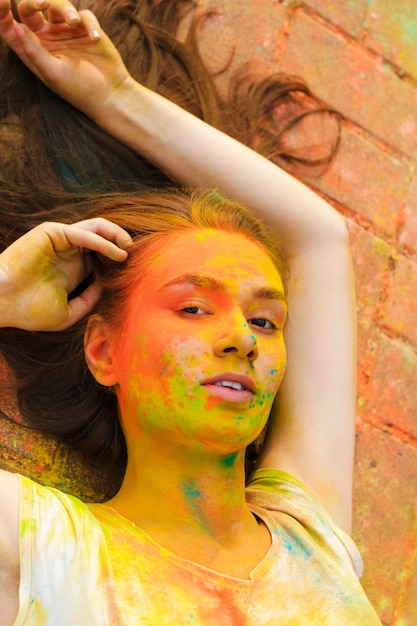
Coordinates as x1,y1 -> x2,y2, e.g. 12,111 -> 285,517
14,468 -> 382,625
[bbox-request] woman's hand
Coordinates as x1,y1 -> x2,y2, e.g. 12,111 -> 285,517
0,218 -> 132,331
0,0 -> 131,119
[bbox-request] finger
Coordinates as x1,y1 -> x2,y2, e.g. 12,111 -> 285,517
72,218 -> 133,251
57,281 -> 103,330
43,221 -> 131,261
77,8 -> 101,41
46,0 -> 81,26
18,0 -> 81,27
0,0 -> 12,27
17,0 -> 49,33
9,22 -> 61,82
0,1 -> 49,70
0,0 -> 19,41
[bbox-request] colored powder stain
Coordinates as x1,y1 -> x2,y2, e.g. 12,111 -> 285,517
203,395 -> 224,411
28,597 -> 48,622
283,536 -> 313,562
284,537 -> 294,552
222,452 -> 238,468
182,479 -> 208,531
400,16 -> 417,41
20,518 -> 36,538
183,480 -> 201,500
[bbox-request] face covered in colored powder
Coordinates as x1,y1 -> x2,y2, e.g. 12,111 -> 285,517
107,229 -> 287,455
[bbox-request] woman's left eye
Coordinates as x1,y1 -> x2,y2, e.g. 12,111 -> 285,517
248,317 -> 276,330
181,306 -> 206,315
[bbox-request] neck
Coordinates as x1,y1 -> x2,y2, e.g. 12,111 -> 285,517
107,435 -> 254,546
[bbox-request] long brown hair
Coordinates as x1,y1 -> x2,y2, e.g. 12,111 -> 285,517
0,188 -> 286,468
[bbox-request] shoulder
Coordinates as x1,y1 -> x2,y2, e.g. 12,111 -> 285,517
18,474 -> 98,544
246,468 -> 363,578
0,469 -> 20,556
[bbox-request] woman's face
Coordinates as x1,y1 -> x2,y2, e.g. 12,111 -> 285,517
107,228 -> 287,454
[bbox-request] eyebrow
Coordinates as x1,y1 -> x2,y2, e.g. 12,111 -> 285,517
161,273 -> 288,305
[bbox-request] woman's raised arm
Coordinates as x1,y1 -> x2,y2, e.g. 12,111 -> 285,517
0,0 -> 356,531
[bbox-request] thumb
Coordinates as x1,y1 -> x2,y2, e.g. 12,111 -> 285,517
57,282 -> 103,330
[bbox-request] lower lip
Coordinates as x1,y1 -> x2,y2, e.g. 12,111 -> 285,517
203,384 -> 254,403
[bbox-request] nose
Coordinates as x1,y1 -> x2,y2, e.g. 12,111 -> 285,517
213,322 -> 259,363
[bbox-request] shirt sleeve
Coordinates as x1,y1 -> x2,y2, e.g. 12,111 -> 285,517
15,475 -> 101,625
245,468 -> 364,578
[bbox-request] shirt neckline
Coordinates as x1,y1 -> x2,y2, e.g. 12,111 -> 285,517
89,501 -> 282,587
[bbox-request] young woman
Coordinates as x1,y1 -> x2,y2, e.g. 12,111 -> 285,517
0,0 -> 382,623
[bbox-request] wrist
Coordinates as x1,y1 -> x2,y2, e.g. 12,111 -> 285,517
93,77 -> 148,141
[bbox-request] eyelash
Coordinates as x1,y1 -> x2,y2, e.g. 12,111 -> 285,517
248,317 -> 277,330
181,306 -> 206,315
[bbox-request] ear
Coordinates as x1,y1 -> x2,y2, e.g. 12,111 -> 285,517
84,315 -> 119,387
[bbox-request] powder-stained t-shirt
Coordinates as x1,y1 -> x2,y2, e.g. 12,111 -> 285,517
14,469 -> 382,625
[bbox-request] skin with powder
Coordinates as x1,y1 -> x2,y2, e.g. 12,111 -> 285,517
0,1 -> 383,623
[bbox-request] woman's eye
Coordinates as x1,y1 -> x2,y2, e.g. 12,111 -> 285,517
248,317 -> 276,330
181,306 -> 206,315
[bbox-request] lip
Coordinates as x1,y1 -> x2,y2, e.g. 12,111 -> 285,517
201,373 -> 256,394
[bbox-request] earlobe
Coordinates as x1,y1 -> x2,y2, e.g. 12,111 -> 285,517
84,315 -> 119,387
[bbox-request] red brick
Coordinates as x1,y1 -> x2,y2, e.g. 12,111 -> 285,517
353,424 -> 417,624
380,254 -> 417,345
272,8 -> 417,157
348,222 -> 391,363
307,126 -> 409,235
305,0 -> 368,38
392,534 -> 417,626
365,0 -> 417,82
197,0 -> 286,93
361,331 -> 417,438
398,177 -> 417,252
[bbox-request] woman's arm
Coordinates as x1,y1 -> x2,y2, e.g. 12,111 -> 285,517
0,0 -> 356,531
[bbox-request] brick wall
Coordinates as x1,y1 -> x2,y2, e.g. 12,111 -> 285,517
208,1 -> 416,623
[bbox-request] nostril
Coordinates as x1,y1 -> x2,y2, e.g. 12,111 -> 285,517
223,347 -> 237,353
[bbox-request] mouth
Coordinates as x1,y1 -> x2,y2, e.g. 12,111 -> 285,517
201,374 -> 256,402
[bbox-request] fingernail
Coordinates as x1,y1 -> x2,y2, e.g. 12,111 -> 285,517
91,29 -> 101,41
66,10 -> 79,23
121,237 -> 133,249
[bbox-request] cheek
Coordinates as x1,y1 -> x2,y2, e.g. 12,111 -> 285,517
157,336 -> 215,399
120,329 -> 213,391
260,338 -> 287,393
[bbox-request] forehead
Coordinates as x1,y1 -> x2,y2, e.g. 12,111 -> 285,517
145,229 -> 283,289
